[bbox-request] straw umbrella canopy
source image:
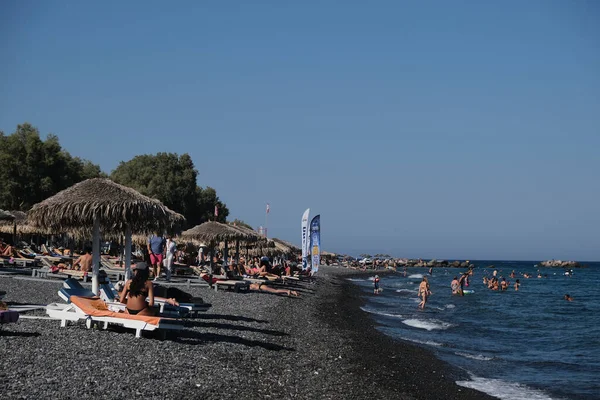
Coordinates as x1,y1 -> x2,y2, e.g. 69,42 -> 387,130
181,221 -> 252,267
0,209 -> 15,221
28,178 -> 184,294
181,221 -> 251,245
226,224 -> 269,263
271,238 -> 301,253
0,210 -> 56,236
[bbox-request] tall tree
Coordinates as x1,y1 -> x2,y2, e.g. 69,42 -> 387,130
110,152 -> 229,227
0,123 -> 105,210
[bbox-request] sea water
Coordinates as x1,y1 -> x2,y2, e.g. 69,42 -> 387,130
352,261 -> 600,400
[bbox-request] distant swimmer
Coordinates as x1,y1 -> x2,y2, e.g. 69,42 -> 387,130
564,294 -> 573,302
451,277 -> 460,295
514,279 -> 520,291
428,267 -> 433,276
418,277 -> 431,309
374,275 -> 381,294
500,278 -> 509,291
510,270 -> 516,278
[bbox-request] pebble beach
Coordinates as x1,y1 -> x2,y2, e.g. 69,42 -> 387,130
0,266 -> 492,400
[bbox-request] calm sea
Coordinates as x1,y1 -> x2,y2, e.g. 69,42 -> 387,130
350,261 -> 600,400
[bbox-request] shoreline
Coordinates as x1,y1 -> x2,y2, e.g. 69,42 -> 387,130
0,266 -> 492,399
309,266 -> 493,399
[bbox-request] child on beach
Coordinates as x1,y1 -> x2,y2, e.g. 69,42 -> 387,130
374,275 -> 381,294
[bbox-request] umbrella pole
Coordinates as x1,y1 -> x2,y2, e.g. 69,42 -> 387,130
235,240 -> 240,265
124,227 -> 132,281
224,240 -> 228,270
92,217 -> 100,295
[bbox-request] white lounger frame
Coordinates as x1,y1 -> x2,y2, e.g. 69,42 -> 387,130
46,302 -> 182,338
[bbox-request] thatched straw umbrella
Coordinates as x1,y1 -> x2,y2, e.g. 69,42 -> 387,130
226,224 -> 268,263
181,221 -> 251,269
0,210 -> 56,241
0,209 -> 14,221
271,238 -> 301,254
28,178 -> 184,294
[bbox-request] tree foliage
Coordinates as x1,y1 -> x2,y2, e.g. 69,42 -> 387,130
110,152 -> 228,227
229,219 -> 254,230
0,123 -> 105,211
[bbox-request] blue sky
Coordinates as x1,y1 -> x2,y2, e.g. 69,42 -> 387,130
1,1 -> 599,260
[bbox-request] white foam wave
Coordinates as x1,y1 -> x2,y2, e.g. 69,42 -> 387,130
402,318 -> 454,331
408,274 -> 423,279
395,289 -> 415,294
432,304 -> 458,311
399,337 -> 443,347
456,375 -> 557,400
359,307 -> 403,319
346,278 -> 366,282
454,352 -> 493,361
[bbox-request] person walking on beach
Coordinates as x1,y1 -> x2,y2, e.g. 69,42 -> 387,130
418,277 -> 431,309
164,236 -> 176,281
148,232 -> 165,281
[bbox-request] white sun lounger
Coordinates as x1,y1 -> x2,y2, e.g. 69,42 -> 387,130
46,295 -> 183,338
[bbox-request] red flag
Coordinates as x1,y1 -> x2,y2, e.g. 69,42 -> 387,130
266,203 -> 270,214
214,205 -> 218,217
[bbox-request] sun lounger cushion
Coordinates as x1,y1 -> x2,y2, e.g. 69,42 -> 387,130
0,310 -> 19,323
59,287 -> 96,302
69,296 -> 163,326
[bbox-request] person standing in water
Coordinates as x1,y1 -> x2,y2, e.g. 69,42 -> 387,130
418,276 -> 431,309
451,276 -> 460,295
514,279 -> 520,291
374,275 -> 381,294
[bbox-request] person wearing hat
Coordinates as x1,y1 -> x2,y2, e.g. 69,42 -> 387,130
119,262 -> 155,316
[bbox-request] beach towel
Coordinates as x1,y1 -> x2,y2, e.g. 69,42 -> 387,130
69,296 -> 164,327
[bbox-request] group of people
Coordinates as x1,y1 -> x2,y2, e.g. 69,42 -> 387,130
147,233 -> 177,281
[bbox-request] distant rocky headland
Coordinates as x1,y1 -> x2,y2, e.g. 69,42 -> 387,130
395,259 -> 473,268
538,260 -> 581,268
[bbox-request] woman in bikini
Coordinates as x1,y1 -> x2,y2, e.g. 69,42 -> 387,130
418,276 -> 431,309
119,262 -> 155,316
248,282 -> 299,297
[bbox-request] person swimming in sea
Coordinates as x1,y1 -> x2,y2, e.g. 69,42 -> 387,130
514,279 -> 520,291
564,294 -> 573,302
500,277 -> 509,291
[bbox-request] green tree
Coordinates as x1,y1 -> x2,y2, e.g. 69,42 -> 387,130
229,219 -> 254,230
0,123 -> 105,210
110,152 -> 229,227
